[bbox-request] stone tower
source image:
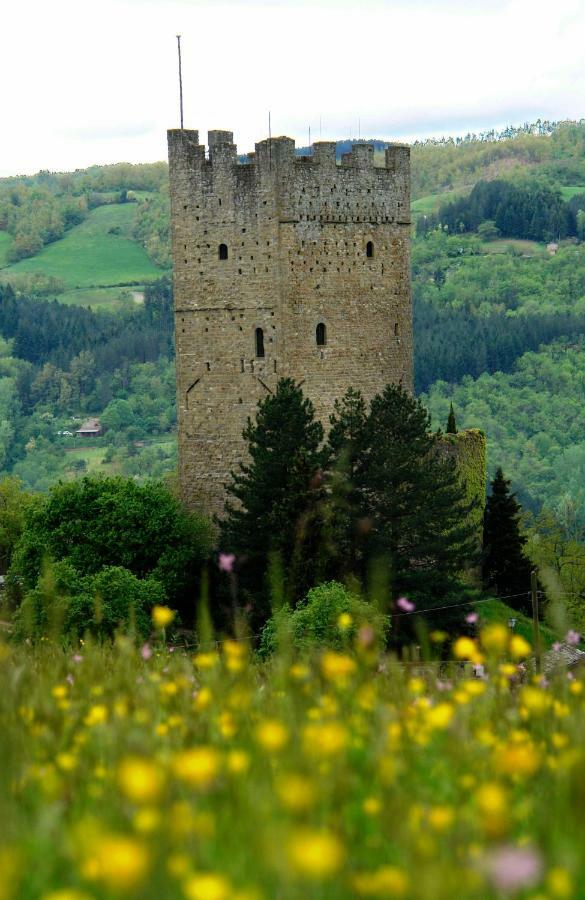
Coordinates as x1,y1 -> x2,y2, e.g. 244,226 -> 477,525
167,128 -> 413,516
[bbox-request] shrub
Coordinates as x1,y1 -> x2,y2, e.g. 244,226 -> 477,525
260,581 -> 389,656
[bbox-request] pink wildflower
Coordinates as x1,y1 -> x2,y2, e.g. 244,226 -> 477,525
357,625 -> 375,648
484,846 -> 542,893
72,654 -> 83,663
218,552 -> 236,573
66,674 -> 74,686
436,680 -> 453,692
552,642 -> 562,652
566,630 -> 581,646
397,597 -> 415,613
466,612 -> 478,624
140,643 -> 153,661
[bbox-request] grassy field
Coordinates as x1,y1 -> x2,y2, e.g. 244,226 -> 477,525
56,286 -> 141,311
480,238 -> 548,256
2,204 -> 163,289
0,231 -> 12,267
0,615 -> 583,899
559,185 -> 585,200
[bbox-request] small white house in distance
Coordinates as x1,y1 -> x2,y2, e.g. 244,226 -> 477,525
547,242 -> 559,255
76,417 -> 102,438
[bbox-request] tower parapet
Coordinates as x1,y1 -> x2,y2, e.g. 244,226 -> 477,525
168,128 -> 413,516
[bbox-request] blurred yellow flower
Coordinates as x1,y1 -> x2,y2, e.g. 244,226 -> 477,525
56,753 -> 77,772
226,750 -> 250,775
427,806 -> 454,832
152,605 -> 175,629
453,637 -> 477,661
287,829 -> 344,879
83,835 -> 149,891
426,702 -> 454,730
194,652 -> 219,670
255,719 -> 289,753
184,873 -> 231,900
172,747 -> 220,788
83,705 -> 108,727
276,774 -> 316,812
118,757 -> 164,804
480,624 -> 509,655
352,866 -> 408,896
194,686 -> 213,711
547,867 -> 573,898
133,807 -> 161,834
510,635 -> 532,658
521,686 -> 551,716
51,685 -> 68,700
494,742 -> 541,778
475,783 -> 508,837
337,612 -> 353,631
303,721 -> 348,757
42,892 -> 92,900
363,796 -> 382,816
321,651 -> 357,683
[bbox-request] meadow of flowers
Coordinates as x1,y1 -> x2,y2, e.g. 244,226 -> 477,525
0,609 -> 584,900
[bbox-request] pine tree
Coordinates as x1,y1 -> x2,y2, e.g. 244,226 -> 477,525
483,467 -> 533,613
220,379 -> 326,626
446,403 -> 457,434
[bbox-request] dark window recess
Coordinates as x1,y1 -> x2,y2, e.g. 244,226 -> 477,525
255,328 -> 265,358
394,322 -> 399,336
366,241 -> 374,258
219,243 -> 228,260
316,322 -> 326,346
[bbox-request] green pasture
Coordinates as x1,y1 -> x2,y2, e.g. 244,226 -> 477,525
480,238 -> 547,256
56,286 -> 141,311
411,189 -> 463,216
2,204 -> 163,289
560,185 -> 585,200
475,596 -> 557,650
0,231 -> 12,267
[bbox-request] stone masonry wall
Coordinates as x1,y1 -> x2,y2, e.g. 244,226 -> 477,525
167,128 -> 413,518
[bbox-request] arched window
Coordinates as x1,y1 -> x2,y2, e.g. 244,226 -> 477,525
219,243 -> 228,260
366,241 -> 374,258
316,322 -> 326,346
255,327 -> 265,358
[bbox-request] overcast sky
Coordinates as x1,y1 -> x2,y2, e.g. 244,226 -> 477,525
1,0 -> 584,177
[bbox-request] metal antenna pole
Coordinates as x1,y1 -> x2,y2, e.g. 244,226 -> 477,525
176,35 -> 184,129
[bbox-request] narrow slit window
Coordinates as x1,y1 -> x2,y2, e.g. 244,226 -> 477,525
366,241 -> 374,258
394,322 -> 399,336
219,243 -> 228,260
316,322 -> 326,346
255,327 -> 265,358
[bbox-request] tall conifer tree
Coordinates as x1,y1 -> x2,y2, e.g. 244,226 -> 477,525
483,467 -> 533,612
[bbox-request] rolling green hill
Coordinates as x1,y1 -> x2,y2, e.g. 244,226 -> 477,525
0,232 -> 12,266
2,204 -> 163,290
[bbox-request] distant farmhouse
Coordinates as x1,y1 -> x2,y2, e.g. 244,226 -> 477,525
76,417 -> 102,438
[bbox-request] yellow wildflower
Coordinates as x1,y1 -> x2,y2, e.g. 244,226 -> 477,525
352,866 -> 408,896
172,747 -> 220,788
453,637 -> 478,661
255,719 -> 289,753
56,753 -> 77,772
521,686 -> 551,716
547,867 -> 573,898
152,605 -> 175,628
194,652 -> 219,670
480,624 -> 509,655
363,796 -> 382,816
426,702 -> 454,730
427,806 -> 454,832
337,612 -> 353,631
194,687 -> 213,711
184,873 -> 231,900
84,705 -> 108,727
42,892 -> 92,900
51,685 -> 68,700
276,774 -> 316,812
84,835 -> 149,890
494,742 -> 541,778
510,634 -> 532,658
302,721 -> 347,757
223,640 -> 247,672
118,757 -> 164,804
475,783 -> 508,837
133,807 -> 161,834
321,651 -> 356,683
287,829 -> 344,879
226,750 -> 250,775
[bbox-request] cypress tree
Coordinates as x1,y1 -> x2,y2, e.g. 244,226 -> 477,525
220,378 -> 326,626
482,467 -> 533,613
446,403 -> 457,434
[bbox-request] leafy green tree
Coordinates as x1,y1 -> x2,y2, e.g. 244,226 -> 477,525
446,403 -> 457,434
9,476 -> 212,617
482,467 -> 534,612
220,378 -> 326,626
0,477 -> 36,574
350,384 -> 478,630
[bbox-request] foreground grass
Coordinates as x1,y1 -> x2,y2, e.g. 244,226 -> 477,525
2,205 -> 163,289
0,617 -> 583,900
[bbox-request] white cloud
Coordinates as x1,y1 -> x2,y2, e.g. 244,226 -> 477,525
0,0 -> 584,176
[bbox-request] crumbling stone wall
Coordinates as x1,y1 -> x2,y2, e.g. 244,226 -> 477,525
168,128 -> 413,517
